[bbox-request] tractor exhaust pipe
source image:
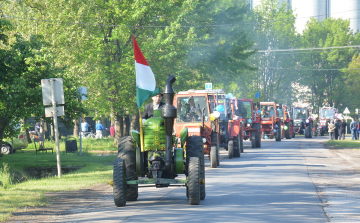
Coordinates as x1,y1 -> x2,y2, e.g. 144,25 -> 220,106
161,75 -> 177,172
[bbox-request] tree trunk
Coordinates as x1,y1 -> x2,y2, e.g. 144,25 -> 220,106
124,115 -> 130,136
73,119 -> 79,137
113,113 -> 122,147
131,112 -> 139,132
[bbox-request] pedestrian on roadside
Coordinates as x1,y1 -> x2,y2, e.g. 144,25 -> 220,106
349,118 -> 357,140
35,122 -> 41,137
110,124 -> 115,138
95,121 -> 107,139
334,119 -> 340,140
328,120 -> 336,140
339,119 -> 347,140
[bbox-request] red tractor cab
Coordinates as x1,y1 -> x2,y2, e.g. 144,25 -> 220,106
260,102 -> 283,141
280,105 -> 294,139
238,98 -> 261,148
174,90 -> 221,168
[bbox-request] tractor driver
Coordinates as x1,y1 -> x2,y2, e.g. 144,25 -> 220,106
185,96 -> 202,121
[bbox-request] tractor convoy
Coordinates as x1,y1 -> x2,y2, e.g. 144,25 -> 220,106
112,76 -> 334,207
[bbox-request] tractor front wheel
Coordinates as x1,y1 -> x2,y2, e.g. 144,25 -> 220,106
186,136 -> 205,200
187,157 -> 200,205
251,132 -> 256,148
113,159 -> 127,207
117,136 -> 138,201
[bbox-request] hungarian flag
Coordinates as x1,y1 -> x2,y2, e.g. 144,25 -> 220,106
133,35 -> 160,108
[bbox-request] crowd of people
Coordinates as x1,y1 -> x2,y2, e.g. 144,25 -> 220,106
327,117 -> 359,140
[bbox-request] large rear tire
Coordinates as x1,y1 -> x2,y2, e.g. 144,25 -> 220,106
186,136 -> 205,200
117,136 -> 138,201
187,157 -> 200,205
285,123 -> 292,139
251,132 -> 256,148
228,140 -> 234,159
240,125 -> 244,153
113,159 -> 127,207
255,129 -> 261,148
233,134 -> 241,157
275,124 -> 281,142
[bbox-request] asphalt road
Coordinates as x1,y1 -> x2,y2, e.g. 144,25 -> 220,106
8,135 -> 360,223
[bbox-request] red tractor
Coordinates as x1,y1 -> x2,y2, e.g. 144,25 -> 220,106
208,91 -> 243,159
260,102 -> 283,141
238,98 -> 261,148
174,90 -> 222,168
318,107 -> 337,136
279,105 -> 294,139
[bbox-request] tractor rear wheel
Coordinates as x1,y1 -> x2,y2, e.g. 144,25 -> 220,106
187,157 -> 200,205
228,140 -> 234,159
255,129 -> 261,148
186,136 -> 205,200
251,132 -> 256,148
117,136 -> 138,201
276,124 -> 281,141
210,146 -> 217,168
113,159 -> 127,207
233,134 -> 241,157
285,123 -> 292,139
211,133 -> 220,166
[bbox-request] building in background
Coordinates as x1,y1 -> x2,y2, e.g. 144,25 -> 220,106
249,0 -> 360,33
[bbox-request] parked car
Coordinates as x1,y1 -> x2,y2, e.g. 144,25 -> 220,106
1,132 -> 29,154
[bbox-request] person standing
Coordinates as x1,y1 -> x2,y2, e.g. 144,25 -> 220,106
334,119 -> 340,140
142,94 -> 165,120
35,122 -> 41,137
110,124 -> 115,138
95,121 -> 107,139
81,120 -> 91,136
339,119 -> 347,140
328,120 -> 336,140
350,118 -> 358,140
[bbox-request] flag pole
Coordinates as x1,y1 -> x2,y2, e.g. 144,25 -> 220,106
139,110 -> 144,152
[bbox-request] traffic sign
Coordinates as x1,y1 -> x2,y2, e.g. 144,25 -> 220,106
41,78 -> 65,105
343,107 -> 350,114
205,83 -> 212,90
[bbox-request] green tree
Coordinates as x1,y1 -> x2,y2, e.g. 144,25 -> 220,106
3,0 -> 256,145
299,18 -> 360,110
0,18 -> 84,146
250,0 -> 298,104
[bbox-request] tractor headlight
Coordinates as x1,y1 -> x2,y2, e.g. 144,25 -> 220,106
202,138 -> 207,143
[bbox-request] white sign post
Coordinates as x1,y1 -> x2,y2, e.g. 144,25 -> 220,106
41,78 -> 65,178
344,107 -> 350,135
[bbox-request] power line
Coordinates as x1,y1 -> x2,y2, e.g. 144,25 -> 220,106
266,67 -> 360,71
256,45 -> 360,53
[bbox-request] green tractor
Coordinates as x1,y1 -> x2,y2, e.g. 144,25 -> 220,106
112,75 -> 205,206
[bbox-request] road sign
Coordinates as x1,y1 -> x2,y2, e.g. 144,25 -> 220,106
42,78 -> 65,105
45,106 -> 65,117
343,107 -> 350,114
205,83 -> 212,90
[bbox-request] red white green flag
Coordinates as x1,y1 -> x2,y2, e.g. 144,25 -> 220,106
133,35 -> 160,108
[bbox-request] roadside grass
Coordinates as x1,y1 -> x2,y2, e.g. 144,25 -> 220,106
0,137 -> 118,222
326,138 -> 360,149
